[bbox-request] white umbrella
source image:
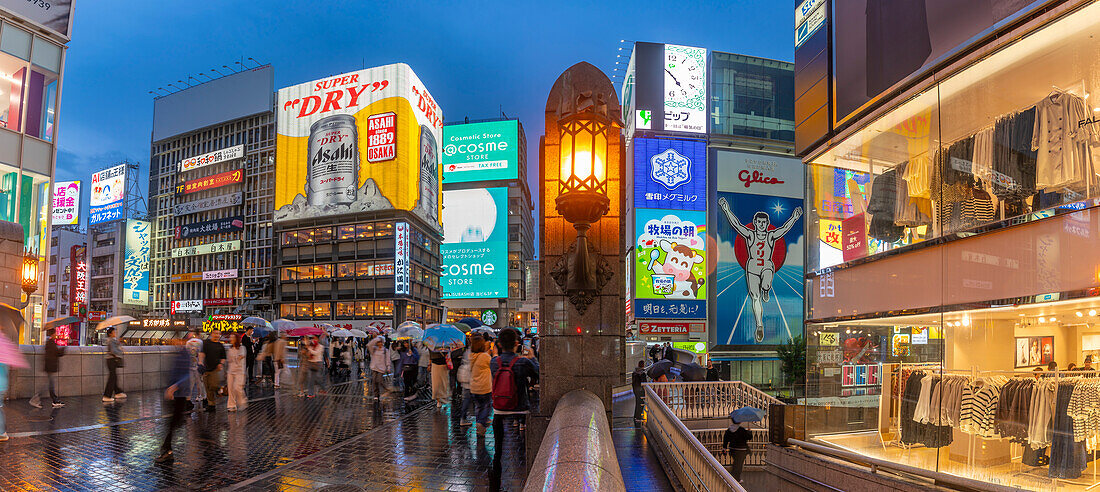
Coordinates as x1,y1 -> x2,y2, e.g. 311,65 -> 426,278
272,319 -> 298,331
319,323 -> 337,333
331,328 -> 354,338
96,315 -> 136,331
348,329 -> 369,338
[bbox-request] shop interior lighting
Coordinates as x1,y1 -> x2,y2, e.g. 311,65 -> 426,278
1039,317 -> 1046,323
1078,311 -> 1085,317
1092,310 -> 1097,316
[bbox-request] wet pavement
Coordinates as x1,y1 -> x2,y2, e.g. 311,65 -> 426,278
0,375 -> 527,491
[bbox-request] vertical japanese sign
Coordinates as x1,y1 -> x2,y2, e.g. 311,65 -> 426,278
90,164 -> 126,225
69,244 -> 87,317
123,219 -> 150,306
51,181 -> 80,225
440,187 -> 508,299
715,150 -> 804,346
394,221 -> 410,295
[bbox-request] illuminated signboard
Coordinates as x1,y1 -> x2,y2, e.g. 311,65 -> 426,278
123,220 -> 150,306
51,181 -> 80,225
633,137 -> 706,211
171,239 -> 241,258
174,192 -> 243,216
441,120 -> 519,183
638,321 -> 704,335
175,216 -> 244,239
672,341 -> 708,354
441,187 -> 508,299
203,298 -> 234,306
69,244 -> 86,316
663,44 -> 707,133
171,300 -> 203,313
179,169 -> 244,194
634,209 -> 706,320
274,64 -> 443,230
394,221 -> 410,295
202,320 -> 244,332
90,164 -> 126,225
171,269 -> 239,283
179,145 -> 244,172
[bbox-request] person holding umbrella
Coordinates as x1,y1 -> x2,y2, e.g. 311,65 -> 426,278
724,407 -> 764,482
102,326 -> 126,402
31,328 -> 66,408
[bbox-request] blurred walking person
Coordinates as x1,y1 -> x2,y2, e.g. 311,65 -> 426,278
31,329 -> 66,408
198,330 -> 226,412
457,342 -> 473,426
242,327 -> 256,385
390,340 -> 403,391
430,348 -> 453,409
185,332 -> 206,410
632,360 -> 647,421
226,333 -> 247,411
102,327 -> 127,402
368,336 -> 391,399
0,358 -> 8,441
265,332 -> 289,389
397,341 -> 420,401
303,336 -> 325,397
156,338 -> 192,464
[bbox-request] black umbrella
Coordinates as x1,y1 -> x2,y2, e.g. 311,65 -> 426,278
680,362 -> 708,382
647,359 -> 674,380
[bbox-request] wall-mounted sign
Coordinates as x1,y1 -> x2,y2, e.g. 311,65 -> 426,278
394,222 -> 410,295
819,332 -> 839,346
841,363 -> 882,387
175,216 -> 244,239
635,209 -> 707,303
179,169 -> 244,194
171,240 -> 242,258
203,298 -> 234,307
202,319 -> 244,332
441,187 -> 508,299
441,120 -> 519,183
139,319 -> 188,329
179,145 -> 245,172
171,300 -> 203,313
366,112 -> 397,163
635,300 -> 705,320
481,309 -> 498,326
90,164 -> 126,225
204,269 -> 239,280
51,181 -> 80,225
173,192 -> 243,216
1015,336 -> 1054,368
123,220 -> 151,306
795,0 -> 827,49
638,321 -> 699,335
672,341 -> 708,354
69,245 -> 87,317
171,272 -> 203,283
634,137 -> 706,211
210,314 -> 244,321
87,311 -> 108,322
635,110 -> 652,130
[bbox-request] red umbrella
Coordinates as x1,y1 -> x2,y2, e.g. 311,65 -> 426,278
288,326 -> 323,337
0,331 -> 28,369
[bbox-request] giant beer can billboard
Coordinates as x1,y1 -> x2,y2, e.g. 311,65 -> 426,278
274,63 -> 443,230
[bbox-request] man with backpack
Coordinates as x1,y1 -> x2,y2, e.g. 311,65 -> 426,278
489,327 -> 539,489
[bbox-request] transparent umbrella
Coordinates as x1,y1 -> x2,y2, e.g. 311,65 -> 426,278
392,321 -> 424,341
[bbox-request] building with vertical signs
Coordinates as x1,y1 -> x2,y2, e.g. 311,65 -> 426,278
271,65 -> 444,331
147,65 -> 276,328
621,41 -> 797,387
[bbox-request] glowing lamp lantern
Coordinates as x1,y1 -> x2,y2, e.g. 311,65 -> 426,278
21,250 -> 39,295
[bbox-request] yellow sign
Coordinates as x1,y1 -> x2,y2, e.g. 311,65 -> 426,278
202,319 -> 244,333
274,64 -> 443,229
819,332 -> 839,346
171,272 -> 203,283
819,220 -> 843,250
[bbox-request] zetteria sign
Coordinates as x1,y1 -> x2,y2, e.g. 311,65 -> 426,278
171,300 -> 203,313
633,137 -> 706,211
179,145 -> 245,173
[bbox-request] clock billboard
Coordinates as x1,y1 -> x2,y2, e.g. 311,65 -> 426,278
622,42 -> 708,135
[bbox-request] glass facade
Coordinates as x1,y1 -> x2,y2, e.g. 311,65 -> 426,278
709,51 -> 794,141
803,3 -> 1100,489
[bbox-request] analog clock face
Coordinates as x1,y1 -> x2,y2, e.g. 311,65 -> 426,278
665,50 -> 704,104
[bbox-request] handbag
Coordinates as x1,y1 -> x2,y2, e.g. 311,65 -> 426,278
457,358 -> 471,384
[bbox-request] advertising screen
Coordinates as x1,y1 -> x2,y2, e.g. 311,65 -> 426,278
51,181 -> 79,225
394,222 -> 411,295
634,208 -> 706,320
90,164 -> 126,225
633,137 -> 706,211
714,150 -> 804,346
274,63 -> 443,230
123,220 -> 150,306
663,44 -> 707,133
441,187 -> 508,299
0,0 -> 73,40
442,120 -> 519,183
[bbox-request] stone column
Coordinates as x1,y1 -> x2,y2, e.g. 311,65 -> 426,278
0,221 -> 25,341
529,61 -> 627,464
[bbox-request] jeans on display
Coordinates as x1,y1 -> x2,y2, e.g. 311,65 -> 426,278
472,393 -> 492,425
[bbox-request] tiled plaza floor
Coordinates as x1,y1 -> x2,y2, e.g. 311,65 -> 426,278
0,375 -> 526,491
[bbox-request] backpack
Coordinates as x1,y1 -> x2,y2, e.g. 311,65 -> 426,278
492,356 -> 521,411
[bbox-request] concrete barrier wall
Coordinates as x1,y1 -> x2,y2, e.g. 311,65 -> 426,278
6,345 -> 178,399
525,390 -> 626,492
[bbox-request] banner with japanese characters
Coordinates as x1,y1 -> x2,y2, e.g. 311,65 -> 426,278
714,149 -> 804,346
51,181 -> 80,225
175,216 -> 244,239
633,137 -> 706,211
634,208 -> 706,320
90,164 -> 126,225
440,187 -> 508,299
123,220 -> 150,306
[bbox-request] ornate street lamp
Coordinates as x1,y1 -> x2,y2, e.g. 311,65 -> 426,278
20,249 -> 38,296
546,62 -> 622,315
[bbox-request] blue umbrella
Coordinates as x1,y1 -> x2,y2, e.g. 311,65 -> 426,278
729,407 -> 765,423
422,323 -> 466,352
242,317 -> 273,336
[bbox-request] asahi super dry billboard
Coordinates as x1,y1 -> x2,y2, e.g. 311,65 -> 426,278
274,64 -> 443,230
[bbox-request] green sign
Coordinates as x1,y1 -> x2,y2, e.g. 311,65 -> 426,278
442,120 -> 519,183
441,187 -> 509,298
481,309 -> 498,326
672,341 -> 707,354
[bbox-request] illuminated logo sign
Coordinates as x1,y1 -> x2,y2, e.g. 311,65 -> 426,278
171,300 -> 203,313
69,245 -> 87,317
203,298 -> 234,306
634,138 -> 706,211
441,120 -> 519,183
51,181 -> 80,225
366,112 -> 397,162
171,240 -> 242,258
90,164 -> 126,225
441,188 -> 508,299
179,169 -> 244,194
481,310 -> 498,326
179,145 -> 244,172
173,192 -> 243,216
175,216 -> 244,239
638,322 -> 699,335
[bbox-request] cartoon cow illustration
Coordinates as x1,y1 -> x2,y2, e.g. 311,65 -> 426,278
651,239 -> 705,299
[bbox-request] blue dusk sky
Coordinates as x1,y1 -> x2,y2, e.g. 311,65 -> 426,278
54,0 -> 794,231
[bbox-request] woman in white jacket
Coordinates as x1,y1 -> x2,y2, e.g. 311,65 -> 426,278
226,333 -> 248,411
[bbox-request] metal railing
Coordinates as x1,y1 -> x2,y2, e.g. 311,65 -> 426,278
646,381 -> 783,427
644,384 -> 745,492
691,428 -> 769,467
